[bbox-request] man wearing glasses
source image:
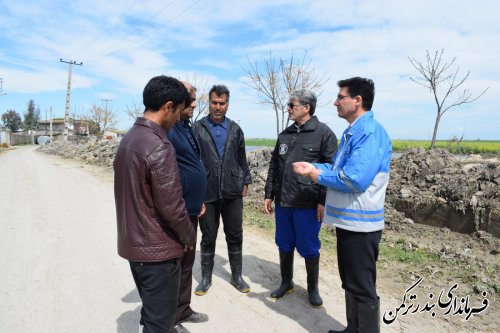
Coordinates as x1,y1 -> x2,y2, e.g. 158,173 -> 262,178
264,89 -> 338,307
192,85 -> 252,296
293,77 -> 392,333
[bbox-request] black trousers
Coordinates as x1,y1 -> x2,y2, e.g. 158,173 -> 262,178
175,215 -> 198,323
199,197 -> 243,250
336,228 -> 382,304
130,258 -> 180,333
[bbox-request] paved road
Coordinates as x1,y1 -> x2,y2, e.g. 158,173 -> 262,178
0,146 -> 458,332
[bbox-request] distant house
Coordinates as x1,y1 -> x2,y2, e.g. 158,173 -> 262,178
37,118 -> 93,137
103,129 -> 127,140
37,117 -> 69,136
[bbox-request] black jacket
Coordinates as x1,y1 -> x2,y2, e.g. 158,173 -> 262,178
265,116 -> 338,208
192,116 -> 252,202
166,120 -> 207,216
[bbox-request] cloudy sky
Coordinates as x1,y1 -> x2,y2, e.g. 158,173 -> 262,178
0,0 -> 498,140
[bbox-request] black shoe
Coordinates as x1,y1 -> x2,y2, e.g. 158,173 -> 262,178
270,251 -> 294,299
180,311 -> 209,324
194,248 -> 214,296
230,274 -> 251,293
358,299 -> 380,333
171,323 -> 190,333
328,329 -> 349,333
329,291 -> 359,333
228,245 -> 251,293
305,255 -> 323,307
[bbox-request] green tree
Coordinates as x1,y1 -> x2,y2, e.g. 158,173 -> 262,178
1,109 -> 22,132
23,99 -> 40,132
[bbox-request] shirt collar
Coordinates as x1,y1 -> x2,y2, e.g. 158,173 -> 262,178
206,116 -> 227,129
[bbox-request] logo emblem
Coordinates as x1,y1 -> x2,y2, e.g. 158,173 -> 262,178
279,143 -> 288,155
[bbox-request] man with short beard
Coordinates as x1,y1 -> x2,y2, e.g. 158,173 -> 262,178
114,75 -> 196,333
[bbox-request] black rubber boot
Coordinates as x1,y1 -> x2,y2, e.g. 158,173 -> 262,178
358,299 -> 380,333
194,247 -> 214,296
305,255 -> 323,307
228,244 -> 250,293
328,291 -> 358,333
270,251 -> 294,299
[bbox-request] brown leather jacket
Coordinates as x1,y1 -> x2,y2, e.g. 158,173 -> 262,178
114,117 -> 195,262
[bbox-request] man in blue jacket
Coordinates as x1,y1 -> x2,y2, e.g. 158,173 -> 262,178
293,77 -> 392,333
166,81 -> 208,333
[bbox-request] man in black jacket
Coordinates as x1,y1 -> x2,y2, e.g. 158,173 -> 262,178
264,89 -> 338,307
192,84 -> 252,295
166,81 -> 208,333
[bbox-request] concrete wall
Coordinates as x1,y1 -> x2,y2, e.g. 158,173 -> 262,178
0,130 -> 11,145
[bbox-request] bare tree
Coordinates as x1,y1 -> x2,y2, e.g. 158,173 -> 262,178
125,101 -> 143,123
409,49 -> 489,149
87,103 -> 117,138
245,52 -> 329,136
183,74 -> 210,122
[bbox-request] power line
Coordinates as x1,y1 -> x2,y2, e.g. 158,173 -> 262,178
68,0 -> 143,59
85,0 -> 201,63
85,0 -> 176,62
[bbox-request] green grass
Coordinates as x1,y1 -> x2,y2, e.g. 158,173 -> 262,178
245,138 -> 276,147
246,138 -> 500,154
379,240 -> 440,264
392,140 -> 500,154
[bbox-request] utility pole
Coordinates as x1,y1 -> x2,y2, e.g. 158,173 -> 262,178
50,107 -> 53,142
101,98 -> 112,112
60,59 -> 83,141
0,77 -> 6,96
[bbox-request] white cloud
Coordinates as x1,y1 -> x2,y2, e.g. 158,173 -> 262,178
0,0 -> 498,139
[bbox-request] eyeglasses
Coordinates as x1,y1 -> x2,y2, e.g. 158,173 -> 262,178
287,102 -> 305,109
336,94 -> 353,101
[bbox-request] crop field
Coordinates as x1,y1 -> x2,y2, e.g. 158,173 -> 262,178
391,140 -> 500,154
246,138 -> 500,154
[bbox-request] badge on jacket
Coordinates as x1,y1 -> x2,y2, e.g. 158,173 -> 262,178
279,143 -> 288,155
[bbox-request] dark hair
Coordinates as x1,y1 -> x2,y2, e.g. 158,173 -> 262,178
143,76 -> 190,112
209,84 -> 230,102
337,77 -> 375,110
290,89 -> 317,115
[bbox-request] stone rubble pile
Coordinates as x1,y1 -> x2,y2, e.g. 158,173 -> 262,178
38,141 -> 499,237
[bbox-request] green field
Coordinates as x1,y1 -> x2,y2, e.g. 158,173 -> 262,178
245,138 -> 276,147
246,138 -> 500,154
392,140 -> 500,154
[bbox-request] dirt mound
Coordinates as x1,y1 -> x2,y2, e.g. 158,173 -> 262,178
387,148 -> 500,237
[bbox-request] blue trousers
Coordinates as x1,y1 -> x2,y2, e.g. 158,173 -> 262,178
275,204 -> 321,258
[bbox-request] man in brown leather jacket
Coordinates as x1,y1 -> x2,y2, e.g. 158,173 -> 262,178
114,75 -> 196,333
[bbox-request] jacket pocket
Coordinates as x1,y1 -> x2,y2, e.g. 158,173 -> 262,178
296,175 -> 318,203
224,169 -> 244,196
302,144 -> 320,161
